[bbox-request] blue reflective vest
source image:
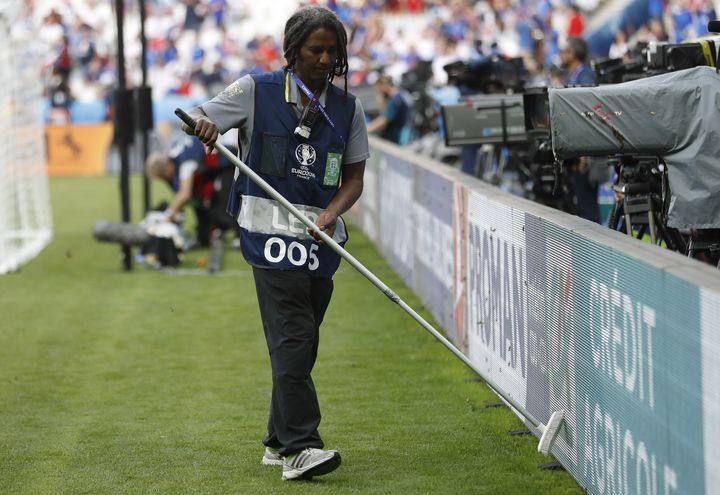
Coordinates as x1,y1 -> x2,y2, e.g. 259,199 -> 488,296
167,136 -> 206,192
231,70 -> 356,277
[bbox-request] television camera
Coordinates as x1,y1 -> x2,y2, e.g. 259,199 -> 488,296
525,63 -> 720,266
593,33 -> 720,84
400,60 -> 437,137
441,94 -> 526,147
440,79 -> 582,210
443,56 -> 526,94
440,93 -> 537,193
439,56 -> 572,204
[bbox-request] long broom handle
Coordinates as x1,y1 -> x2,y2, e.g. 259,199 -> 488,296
174,108 -> 548,431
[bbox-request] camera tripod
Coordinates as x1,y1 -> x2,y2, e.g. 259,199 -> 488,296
607,155 -> 686,253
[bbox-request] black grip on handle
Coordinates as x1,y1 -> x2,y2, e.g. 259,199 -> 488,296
174,108 -> 197,129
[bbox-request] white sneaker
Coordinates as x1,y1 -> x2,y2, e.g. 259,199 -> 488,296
282,448 -> 341,480
261,446 -> 283,466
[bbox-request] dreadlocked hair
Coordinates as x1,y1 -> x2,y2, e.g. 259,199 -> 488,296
283,6 -> 349,97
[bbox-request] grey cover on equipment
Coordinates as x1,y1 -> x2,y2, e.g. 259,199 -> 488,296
549,66 -> 720,229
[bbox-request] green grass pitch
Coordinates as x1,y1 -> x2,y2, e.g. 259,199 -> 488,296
0,176 -> 583,494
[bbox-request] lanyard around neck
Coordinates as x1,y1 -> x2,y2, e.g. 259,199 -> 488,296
288,69 -> 346,147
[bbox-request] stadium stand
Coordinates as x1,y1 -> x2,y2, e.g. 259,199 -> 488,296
31,0 -> 717,122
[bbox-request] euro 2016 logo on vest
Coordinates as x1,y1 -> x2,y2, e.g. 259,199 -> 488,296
295,144 -> 316,167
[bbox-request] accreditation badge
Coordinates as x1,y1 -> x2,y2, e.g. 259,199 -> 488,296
323,152 -> 343,187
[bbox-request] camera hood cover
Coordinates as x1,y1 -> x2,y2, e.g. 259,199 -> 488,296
549,66 -> 720,229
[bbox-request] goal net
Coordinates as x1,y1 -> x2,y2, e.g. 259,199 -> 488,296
0,1 -> 53,274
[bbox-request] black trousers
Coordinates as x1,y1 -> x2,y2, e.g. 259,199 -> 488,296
252,266 -> 334,456
572,169 -> 600,223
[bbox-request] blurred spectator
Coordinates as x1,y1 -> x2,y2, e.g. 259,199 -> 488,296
566,4 -> 585,37
39,8 -> 65,48
406,0 -> 425,13
648,0 -> 664,20
695,0 -> 718,36
73,23 -> 97,72
648,17 -> 668,42
54,35 -> 73,82
199,59 -> 229,96
670,0 -> 694,41
183,0 -> 207,31
48,76 -> 73,124
608,30 -> 629,59
208,0 -> 227,26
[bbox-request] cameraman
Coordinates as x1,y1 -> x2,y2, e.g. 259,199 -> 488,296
366,74 -> 414,145
560,36 -> 602,223
560,36 -> 596,86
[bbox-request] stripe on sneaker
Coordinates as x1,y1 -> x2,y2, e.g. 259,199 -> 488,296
295,451 -> 309,467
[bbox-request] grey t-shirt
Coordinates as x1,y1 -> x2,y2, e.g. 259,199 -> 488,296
200,74 -> 370,166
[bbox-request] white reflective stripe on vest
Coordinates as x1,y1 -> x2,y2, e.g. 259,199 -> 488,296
238,195 -> 347,243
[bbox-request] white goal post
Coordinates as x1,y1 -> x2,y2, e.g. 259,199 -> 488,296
0,1 -> 53,274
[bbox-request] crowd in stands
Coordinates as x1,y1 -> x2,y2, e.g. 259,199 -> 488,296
28,0 -> 718,124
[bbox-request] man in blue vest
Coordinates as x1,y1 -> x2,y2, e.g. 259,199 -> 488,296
146,136 -> 205,222
182,6 -> 369,481
146,135 -> 239,247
